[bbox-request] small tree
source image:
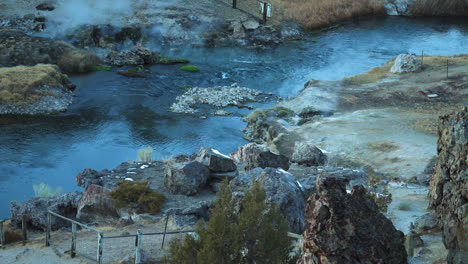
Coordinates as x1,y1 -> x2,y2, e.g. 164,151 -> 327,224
167,180 -> 292,264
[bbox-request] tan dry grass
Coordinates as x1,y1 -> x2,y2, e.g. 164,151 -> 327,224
269,0 -> 386,30
0,64 -> 67,104
410,0 -> 468,16
343,60 -> 394,85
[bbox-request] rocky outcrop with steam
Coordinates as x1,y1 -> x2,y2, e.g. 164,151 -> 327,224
299,177 -> 407,264
0,64 -> 76,115
0,29 -> 99,73
428,106 -> 467,264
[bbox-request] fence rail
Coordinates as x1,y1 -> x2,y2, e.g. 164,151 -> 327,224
220,0 -> 272,23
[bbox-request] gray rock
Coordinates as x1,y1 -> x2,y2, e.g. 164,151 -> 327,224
390,53 -> 421,73
237,143 -> 290,171
106,46 -> 159,66
242,20 -> 260,30
164,161 -> 210,195
117,216 -> 134,227
196,147 -> 237,173
291,142 -> 327,166
230,167 -> 305,233
36,2 -> 55,11
76,184 -> 119,224
166,200 -> 213,226
412,212 -> 438,233
10,191 -> 83,230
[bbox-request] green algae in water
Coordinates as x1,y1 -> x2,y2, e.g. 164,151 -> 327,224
92,65 -> 112,71
180,65 -> 200,72
158,56 -> 190,65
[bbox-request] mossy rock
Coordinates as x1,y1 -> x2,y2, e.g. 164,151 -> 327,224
180,65 -> 200,72
158,56 -> 190,65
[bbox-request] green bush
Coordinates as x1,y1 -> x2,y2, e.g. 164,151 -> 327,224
33,183 -> 62,198
109,181 -> 165,215
4,229 -> 22,244
180,65 -> 200,72
138,146 -> 154,162
166,180 -> 292,264
398,202 -> 411,211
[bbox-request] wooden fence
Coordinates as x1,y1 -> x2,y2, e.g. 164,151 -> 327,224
221,0 -> 273,23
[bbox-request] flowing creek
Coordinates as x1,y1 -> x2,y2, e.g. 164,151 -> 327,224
0,16 -> 467,218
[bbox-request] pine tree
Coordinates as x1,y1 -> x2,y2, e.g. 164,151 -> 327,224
167,180 -> 292,264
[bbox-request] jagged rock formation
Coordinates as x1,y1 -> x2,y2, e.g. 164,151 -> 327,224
291,142 -> 327,166
235,143 -> 290,171
391,53 -> 421,73
299,177 -> 407,264
428,106 -> 467,264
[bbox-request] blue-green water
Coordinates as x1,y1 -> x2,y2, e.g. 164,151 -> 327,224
1,17 -> 467,218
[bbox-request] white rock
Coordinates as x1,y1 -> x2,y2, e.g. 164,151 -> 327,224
390,53 -> 421,73
242,20 -> 260,30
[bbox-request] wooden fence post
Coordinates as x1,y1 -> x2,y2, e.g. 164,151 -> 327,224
263,2 -> 268,24
135,230 -> 142,264
97,232 -> 103,264
22,215 -> 27,245
71,223 -> 77,258
45,212 -> 51,247
161,216 -> 169,249
232,0 -> 237,9
405,233 -> 414,257
0,221 -> 5,247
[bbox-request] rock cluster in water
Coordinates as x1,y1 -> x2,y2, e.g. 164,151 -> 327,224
428,106 -> 467,264
170,84 -> 274,115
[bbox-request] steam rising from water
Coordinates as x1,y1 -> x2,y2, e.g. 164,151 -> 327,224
45,0 -> 134,32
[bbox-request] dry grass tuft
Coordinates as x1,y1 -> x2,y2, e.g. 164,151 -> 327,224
57,50 -> 100,74
0,64 -> 68,104
343,60 -> 394,85
410,0 -> 468,16
270,0 -> 386,30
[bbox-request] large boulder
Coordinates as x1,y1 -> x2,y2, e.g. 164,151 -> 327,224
428,107 -> 467,264
0,64 -> 76,115
237,143 -> 290,171
300,177 -> 407,264
230,167 -> 305,233
0,29 -> 99,73
76,184 -> 119,224
105,46 -> 159,66
10,191 -> 82,230
195,147 -> 237,173
164,161 -> 210,195
390,53 -> 421,73
291,142 -> 327,166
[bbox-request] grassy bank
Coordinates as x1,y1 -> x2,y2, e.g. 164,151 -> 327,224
410,0 -> 468,16
269,0 -> 386,30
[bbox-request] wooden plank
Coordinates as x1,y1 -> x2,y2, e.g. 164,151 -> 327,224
46,212 -> 51,247
22,215 -> 27,245
161,216 -> 169,249
97,232 -> 103,264
71,223 -> 77,258
135,230 -> 142,264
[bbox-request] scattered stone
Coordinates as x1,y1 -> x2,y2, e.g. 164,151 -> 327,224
390,53 -> 422,73
117,216 -> 134,227
35,2 -> 55,11
164,161 -> 210,195
242,20 -> 260,30
291,142 -> 327,166
166,200 -> 213,226
10,192 -> 82,230
230,167 -> 305,233
76,184 -> 119,224
236,143 -> 290,171
195,147 -> 237,173
299,177 -> 407,264
428,106 -> 467,264
214,109 -> 231,116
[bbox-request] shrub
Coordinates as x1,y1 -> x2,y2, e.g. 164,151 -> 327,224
4,229 -> 22,244
33,183 -> 62,198
398,202 -> 411,211
109,181 -> 165,215
138,146 -> 154,162
180,65 -> 200,72
410,0 -> 467,16
57,50 -> 100,74
166,180 -> 293,264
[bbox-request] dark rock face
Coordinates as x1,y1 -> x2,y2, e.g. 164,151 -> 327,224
428,107 -> 467,264
164,161 -> 210,195
166,200 -> 213,227
300,177 -> 407,264
412,212 -> 438,233
0,29 -> 99,73
291,142 -> 327,166
10,191 -> 82,230
237,143 -> 290,171
230,167 -> 305,233
36,2 -> 55,11
76,184 -> 119,224
195,147 -> 237,173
